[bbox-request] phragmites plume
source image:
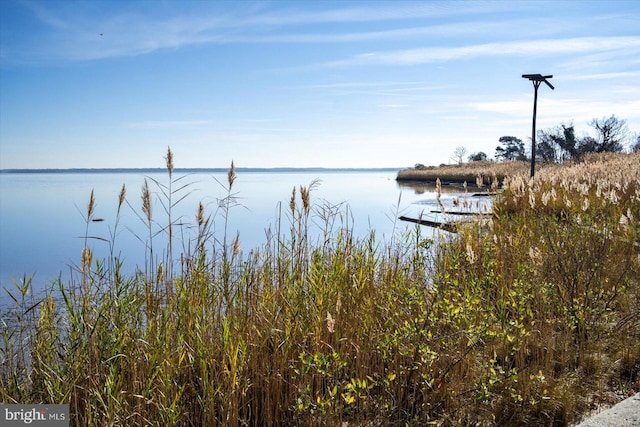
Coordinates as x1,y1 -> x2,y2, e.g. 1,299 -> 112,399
476,175 -> 484,189
326,311 -> 335,334
289,186 -> 297,214
156,262 -> 165,284
619,212 -> 629,231
197,201 -> 205,227
81,247 -> 92,273
118,184 -> 126,210
436,178 -> 445,213
165,146 -> 174,178
142,179 -> 152,222
465,241 -> 476,264
228,161 -> 236,189
87,189 -> 96,220
529,191 -> 536,210
300,185 -> 311,215
491,176 -> 499,191
232,232 -> 241,258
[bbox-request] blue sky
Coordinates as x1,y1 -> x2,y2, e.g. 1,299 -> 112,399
1,1 -> 639,169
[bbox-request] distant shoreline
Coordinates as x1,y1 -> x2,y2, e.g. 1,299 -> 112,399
0,167 -> 402,174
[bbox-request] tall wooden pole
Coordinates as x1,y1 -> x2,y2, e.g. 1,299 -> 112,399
522,74 -> 553,178
530,80 -> 541,178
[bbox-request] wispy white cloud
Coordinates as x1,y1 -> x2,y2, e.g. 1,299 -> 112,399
564,71 -> 640,80
19,1 -> 70,30
470,96 -> 640,128
293,81 -> 452,94
322,36 -> 640,67
128,120 -> 218,130
224,19 -> 558,44
127,118 -> 312,135
239,2 -> 508,26
294,81 -> 451,101
470,100 -> 530,116
557,49 -> 640,73
3,1 -> 607,63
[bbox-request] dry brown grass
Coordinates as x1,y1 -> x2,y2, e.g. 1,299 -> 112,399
396,160 -> 530,186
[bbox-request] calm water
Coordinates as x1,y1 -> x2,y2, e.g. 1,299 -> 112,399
0,170 -> 488,302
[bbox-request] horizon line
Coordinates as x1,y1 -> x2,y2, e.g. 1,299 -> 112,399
0,166 -> 406,174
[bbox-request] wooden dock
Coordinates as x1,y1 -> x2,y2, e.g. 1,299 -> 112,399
400,209 -> 494,233
399,216 -> 458,233
428,210 -> 492,216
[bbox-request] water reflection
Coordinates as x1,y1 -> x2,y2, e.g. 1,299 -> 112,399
1,170 -> 501,306
396,180 -> 486,195
1,171 -> 424,299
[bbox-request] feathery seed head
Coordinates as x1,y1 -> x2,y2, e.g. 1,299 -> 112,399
81,247 -> 92,272
232,232 -> 241,257
300,185 -> 310,214
87,189 -> 95,220
289,186 -> 296,214
165,146 -> 174,177
529,246 -> 542,266
228,161 -> 236,189
465,241 -> 476,264
326,311 -> 335,333
619,213 -> 629,231
156,262 -> 165,284
118,184 -> 126,209
541,191 -> 550,206
528,191 -> 536,210
197,201 -> 205,227
435,178 -> 446,212
142,179 -> 152,222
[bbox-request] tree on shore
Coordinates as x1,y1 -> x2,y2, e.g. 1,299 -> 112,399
589,115 -> 627,153
495,136 -> 526,161
631,134 -> 640,152
536,124 -> 578,162
535,115 -> 629,162
468,151 -> 488,162
451,146 -> 468,165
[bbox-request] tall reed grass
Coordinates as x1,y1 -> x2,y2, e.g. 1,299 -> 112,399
1,150 -> 638,426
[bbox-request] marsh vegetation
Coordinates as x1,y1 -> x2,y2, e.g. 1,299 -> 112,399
2,149 -> 639,426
